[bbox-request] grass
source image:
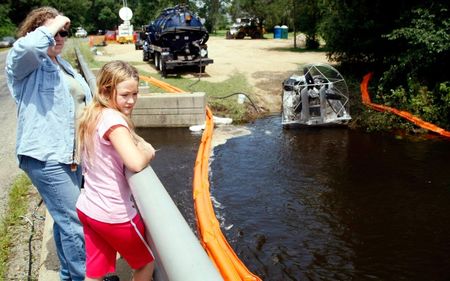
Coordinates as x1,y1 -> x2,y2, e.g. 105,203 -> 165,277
0,174 -> 32,280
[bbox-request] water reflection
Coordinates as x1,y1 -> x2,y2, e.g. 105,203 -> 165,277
210,115 -> 450,281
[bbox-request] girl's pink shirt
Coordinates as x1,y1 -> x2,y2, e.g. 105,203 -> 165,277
76,108 -> 137,223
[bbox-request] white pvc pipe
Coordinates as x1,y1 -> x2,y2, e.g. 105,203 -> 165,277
126,166 -> 223,281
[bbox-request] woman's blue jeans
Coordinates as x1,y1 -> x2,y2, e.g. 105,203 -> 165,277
19,155 -> 85,281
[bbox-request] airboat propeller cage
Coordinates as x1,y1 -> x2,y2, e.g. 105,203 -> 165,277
282,63 -> 352,127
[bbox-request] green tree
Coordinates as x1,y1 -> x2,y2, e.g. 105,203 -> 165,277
197,0 -> 230,33
86,0 -> 122,33
318,0 -> 450,66
267,0 -> 291,29
229,0 -> 287,32
378,5 -> 450,129
0,2 -> 16,37
203,0 -> 220,33
132,0 -> 177,28
44,0 -> 92,33
319,0 -> 425,67
295,0 -> 321,49
316,0 -> 450,129
8,0 -> 42,27
384,5 -> 450,89
6,0 -> 92,35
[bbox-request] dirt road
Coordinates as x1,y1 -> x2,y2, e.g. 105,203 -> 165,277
95,36 -> 330,112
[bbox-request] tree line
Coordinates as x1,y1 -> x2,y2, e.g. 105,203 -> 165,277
1,0 -> 449,130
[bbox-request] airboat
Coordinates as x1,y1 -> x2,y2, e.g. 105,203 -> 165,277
281,63 -> 351,128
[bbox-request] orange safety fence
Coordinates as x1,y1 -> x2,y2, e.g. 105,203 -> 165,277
140,75 -> 262,280
361,73 -> 450,138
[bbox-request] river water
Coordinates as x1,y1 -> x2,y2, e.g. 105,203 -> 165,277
138,115 -> 450,281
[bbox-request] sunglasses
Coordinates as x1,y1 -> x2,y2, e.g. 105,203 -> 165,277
56,30 -> 69,38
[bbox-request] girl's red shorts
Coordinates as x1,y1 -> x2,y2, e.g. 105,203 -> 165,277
77,210 -> 154,278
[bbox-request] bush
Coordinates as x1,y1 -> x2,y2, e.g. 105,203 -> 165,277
374,79 -> 450,131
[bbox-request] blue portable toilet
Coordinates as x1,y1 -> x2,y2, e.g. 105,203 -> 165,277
281,25 -> 288,39
273,25 -> 281,39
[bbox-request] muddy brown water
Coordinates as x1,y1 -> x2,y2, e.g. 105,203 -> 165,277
139,115 -> 450,281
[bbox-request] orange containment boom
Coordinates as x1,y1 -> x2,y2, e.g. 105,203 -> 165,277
361,73 -> 450,138
139,75 -> 185,93
139,74 -> 262,280
193,107 -> 262,281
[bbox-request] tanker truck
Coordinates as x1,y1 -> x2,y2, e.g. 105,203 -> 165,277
142,5 -> 213,77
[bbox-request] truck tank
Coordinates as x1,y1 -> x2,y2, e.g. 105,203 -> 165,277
142,5 -> 213,77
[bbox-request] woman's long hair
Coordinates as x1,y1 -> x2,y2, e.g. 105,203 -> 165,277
17,6 -> 59,38
77,60 -> 140,163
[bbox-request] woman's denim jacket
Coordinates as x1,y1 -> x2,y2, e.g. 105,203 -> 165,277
5,26 -> 92,164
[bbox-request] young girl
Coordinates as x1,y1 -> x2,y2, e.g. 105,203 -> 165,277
76,60 -> 155,281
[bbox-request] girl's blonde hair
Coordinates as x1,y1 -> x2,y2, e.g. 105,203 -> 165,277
17,6 -> 60,38
77,60 -> 140,163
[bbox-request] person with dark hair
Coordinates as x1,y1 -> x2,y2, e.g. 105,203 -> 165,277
5,6 -> 91,280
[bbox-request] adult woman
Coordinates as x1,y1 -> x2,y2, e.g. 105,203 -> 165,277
5,7 -> 91,281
